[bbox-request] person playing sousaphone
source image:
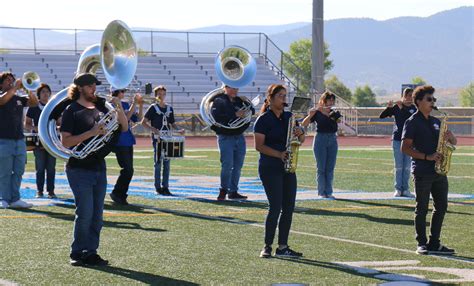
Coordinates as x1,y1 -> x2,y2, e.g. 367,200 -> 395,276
141,85 -> 184,196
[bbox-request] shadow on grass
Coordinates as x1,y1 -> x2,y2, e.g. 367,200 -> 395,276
89,265 -> 198,285
186,198 -> 414,226
14,206 -> 167,233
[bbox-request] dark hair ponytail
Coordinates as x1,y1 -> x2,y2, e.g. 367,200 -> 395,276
260,84 -> 286,114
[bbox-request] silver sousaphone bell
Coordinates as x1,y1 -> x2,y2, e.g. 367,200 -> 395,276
200,45 -> 259,130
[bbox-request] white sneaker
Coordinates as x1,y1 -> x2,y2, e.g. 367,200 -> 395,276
402,191 -> 415,198
9,199 -> 33,209
1,200 -> 9,209
393,190 -> 402,197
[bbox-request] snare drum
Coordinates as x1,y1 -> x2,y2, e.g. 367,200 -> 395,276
155,136 -> 185,160
24,133 -> 40,151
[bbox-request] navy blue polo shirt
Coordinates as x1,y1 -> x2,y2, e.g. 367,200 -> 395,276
402,111 -> 441,176
26,103 -> 45,128
116,101 -> 138,147
310,110 -> 338,133
254,110 -> 292,169
0,95 -> 28,140
211,93 -> 254,135
380,104 -> 417,141
144,103 -> 175,142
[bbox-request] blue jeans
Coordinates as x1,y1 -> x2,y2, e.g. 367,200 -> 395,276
33,148 -> 56,194
392,140 -> 411,193
217,134 -> 246,193
0,139 -> 26,203
313,133 -> 338,196
66,167 -> 107,256
153,143 -> 170,189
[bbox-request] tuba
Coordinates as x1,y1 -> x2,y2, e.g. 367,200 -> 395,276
199,45 -> 257,130
434,107 -> 456,175
38,20 -> 137,160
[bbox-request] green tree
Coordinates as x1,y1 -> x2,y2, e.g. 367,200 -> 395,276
137,48 -> 150,56
459,82 -> 474,107
352,85 -> 379,107
411,76 -> 427,85
282,39 -> 334,93
325,75 -> 352,102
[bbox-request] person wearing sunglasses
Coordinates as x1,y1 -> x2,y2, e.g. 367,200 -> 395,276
379,87 -> 417,198
401,85 -> 457,256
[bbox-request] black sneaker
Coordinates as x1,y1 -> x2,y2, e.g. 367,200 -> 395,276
36,192 -> 44,198
228,192 -> 248,200
259,245 -> 272,258
275,246 -> 303,258
162,187 -> 173,196
217,188 -> 227,201
48,193 -> 58,199
416,245 -> 428,255
156,188 -> 165,195
428,244 -> 455,255
70,254 -> 84,266
83,254 -> 109,266
110,193 -> 128,205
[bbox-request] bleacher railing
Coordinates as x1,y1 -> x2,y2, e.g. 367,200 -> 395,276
0,27 -> 305,95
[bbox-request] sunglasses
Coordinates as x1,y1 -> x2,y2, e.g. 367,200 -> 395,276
425,97 -> 437,102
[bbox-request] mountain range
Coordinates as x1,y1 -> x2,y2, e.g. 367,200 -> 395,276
1,6 -> 472,94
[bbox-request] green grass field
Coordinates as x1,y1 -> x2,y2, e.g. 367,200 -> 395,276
1,146 -> 473,285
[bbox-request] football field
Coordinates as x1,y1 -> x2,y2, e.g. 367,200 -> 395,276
0,146 -> 473,285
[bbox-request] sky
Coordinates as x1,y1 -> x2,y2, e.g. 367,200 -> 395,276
0,0 -> 472,30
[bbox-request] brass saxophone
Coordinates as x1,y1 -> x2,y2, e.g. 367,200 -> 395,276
434,107 -> 456,175
284,115 -> 301,173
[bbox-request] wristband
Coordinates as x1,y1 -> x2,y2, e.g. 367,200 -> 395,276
424,154 -> 427,160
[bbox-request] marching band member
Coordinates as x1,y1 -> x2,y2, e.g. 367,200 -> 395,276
211,85 -> 254,201
109,87 -> 144,205
254,84 -> 304,258
61,73 -> 128,266
25,83 -> 57,199
379,87 -> 417,198
301,91 -> 340,199
141,85 -> 184,196
0,72 -> 38,209
401,85 -> 457,255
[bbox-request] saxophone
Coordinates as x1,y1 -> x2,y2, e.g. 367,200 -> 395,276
434,107 -> 456,175
284,115 -> 302,173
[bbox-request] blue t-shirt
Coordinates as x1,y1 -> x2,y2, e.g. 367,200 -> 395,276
254,110 -> 292,169
402,111 -> 441,176
380,104 -> 417,141
116,101 -> 138,147
0,95 -> 28,140
310,110 -> 338,133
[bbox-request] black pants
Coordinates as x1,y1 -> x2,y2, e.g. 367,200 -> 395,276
414,173 -> 448,247
33,148 -> 56,194
112,146 -> 134,199
259,165 -> 297,246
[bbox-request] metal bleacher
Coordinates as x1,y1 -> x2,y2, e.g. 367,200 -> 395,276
0,53 -> 287,114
